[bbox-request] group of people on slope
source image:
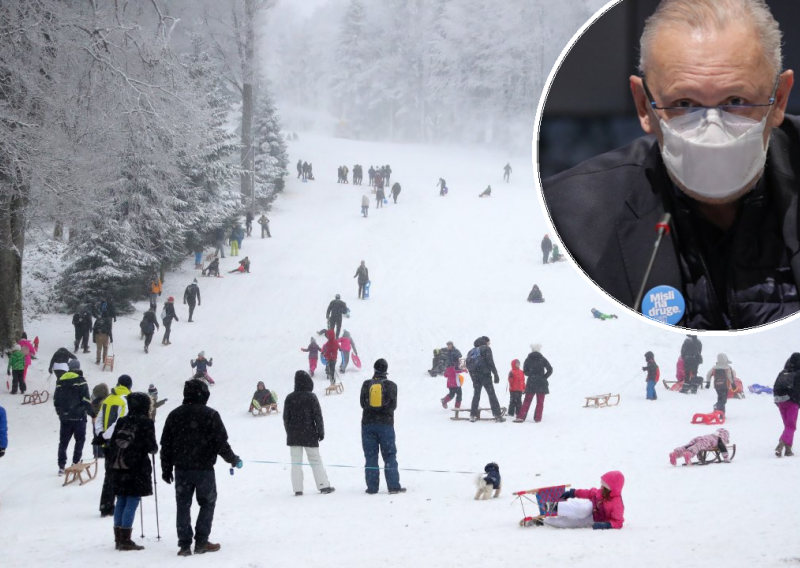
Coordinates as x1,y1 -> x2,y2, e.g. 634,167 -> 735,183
540,234 -> 564,264
438,338 -> 554,424
297,159 -> 314,181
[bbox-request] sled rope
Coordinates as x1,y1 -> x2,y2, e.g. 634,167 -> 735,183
249,459 -> 482,475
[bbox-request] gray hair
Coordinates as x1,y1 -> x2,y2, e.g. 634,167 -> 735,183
639,0 -> 782,77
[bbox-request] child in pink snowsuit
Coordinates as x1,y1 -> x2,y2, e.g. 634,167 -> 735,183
543,471 -> 625,529
440,366 -> 462,409
670,428 -> 731,466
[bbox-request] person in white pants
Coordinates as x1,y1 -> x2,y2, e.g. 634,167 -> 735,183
283,370 -> 335,496
542,500 -> 594,528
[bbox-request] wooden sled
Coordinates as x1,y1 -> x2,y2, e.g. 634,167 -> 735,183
250,400 -> 279,416
693,444 -> 736,465
691,410 -> 725,425
514,484 -> 571,527
63,460 -> 98,487
450,407 -> 507,421
325,382 -> 344,395
583,393 -> 620,408
22,390 -> 50,405
102,355 -> 115,372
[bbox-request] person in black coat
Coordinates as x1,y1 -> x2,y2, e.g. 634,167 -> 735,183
48,347 -> 77,379
72,310 -> 93,353
680,335 -> 703,394
54,358 -> 97,474
467,337 -> 504,422
326,294 -> 348,338
390,182 -> 401,203
515,344 -> 553,423
160,379 -> 241,556
527,285 -> 544,303
541,234 -> 553,265
283,371 -> 334,496
354,261 -> 369,299
139,309 -> 159,354
161,297 -> 178,346
108,392 -> 157,551
183,279 -> 201,322
360,359 -> 405,494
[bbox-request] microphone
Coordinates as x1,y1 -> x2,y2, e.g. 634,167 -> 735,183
633,213 -> 672,313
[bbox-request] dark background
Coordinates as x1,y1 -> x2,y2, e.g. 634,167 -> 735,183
538,0 -> 800,178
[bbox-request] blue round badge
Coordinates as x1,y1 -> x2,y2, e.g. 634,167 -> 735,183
641,285 -> 685,326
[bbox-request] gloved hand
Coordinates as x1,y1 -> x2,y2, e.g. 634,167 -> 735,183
210,358 -> 213,364
162,471 -> 174,484
494,375 -> 500,384
92,433 -> 105,446
561,489 -> 575,500
592,522 -> 613,530
233,458 -> 243,469
0,448 -> 6,458
318,435 -> 324,442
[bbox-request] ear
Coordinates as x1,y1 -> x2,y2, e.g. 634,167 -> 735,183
770,70 -> 794,128
630,76 -> 656,134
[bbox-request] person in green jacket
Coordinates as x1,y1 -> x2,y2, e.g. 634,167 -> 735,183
6,344 -> 26,394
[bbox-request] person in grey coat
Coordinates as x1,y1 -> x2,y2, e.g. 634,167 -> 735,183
283,371 -> 334,496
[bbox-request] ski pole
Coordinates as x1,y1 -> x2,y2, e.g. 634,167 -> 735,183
152,454 -> 161,540
140,499 -> 145,538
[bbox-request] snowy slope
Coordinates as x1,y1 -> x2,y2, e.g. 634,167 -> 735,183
3,134 -> 800,567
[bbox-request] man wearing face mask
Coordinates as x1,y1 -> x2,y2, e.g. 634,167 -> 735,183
543,0 -> 799,330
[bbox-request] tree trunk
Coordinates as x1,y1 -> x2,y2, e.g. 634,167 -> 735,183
240,0 -> 256,199
0,175 -> 26,350
54,220 -> 63,241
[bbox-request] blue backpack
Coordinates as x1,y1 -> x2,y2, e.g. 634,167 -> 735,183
465,347 -> 484,374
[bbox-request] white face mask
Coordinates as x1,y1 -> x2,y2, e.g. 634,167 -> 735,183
659,108 -> 769,199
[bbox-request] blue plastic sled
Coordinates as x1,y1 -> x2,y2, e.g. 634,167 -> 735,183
748,384 -> 773,395
364,281 -> 371,299
320,353 -> 327,365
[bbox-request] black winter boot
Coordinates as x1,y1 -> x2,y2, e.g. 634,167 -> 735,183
118,528 -> 144,551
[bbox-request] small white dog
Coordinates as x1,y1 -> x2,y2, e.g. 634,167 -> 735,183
474,462 -> 502,500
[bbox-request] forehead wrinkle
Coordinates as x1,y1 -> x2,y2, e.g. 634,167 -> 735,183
648,23 -> 774,95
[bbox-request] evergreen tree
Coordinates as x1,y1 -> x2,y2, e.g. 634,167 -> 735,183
181,34 -> 241,248
252,85 -> 289,209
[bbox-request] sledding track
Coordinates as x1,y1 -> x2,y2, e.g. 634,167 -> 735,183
3,134 -> 799,567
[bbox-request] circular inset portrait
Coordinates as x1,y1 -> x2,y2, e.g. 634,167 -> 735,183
537,0 -> 800,331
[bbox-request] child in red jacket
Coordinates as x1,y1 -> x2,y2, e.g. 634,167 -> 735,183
508,359 -> 525,417
541,471 -> 625,529
440,366 -> 463,409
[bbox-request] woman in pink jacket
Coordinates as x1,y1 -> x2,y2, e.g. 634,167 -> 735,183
541,471 -> 625,529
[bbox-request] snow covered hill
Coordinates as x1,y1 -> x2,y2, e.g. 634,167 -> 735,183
4,134 -> 799,567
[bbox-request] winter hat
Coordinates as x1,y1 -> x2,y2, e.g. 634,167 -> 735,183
148,384 -> 158,397
374,358 -> 389,374
127,392 -> 153,417
343,330 -> 350,338
335,294 -> 341,300
193,278 -> 198,284
257,381 -> 265,389
310,337 -> 317,344
786,353 -> 800,371
484,462 -> 499,474
715,353 -> 731,366
21,332 -> 27,339
446,341 -> 454,347
716,428 -> 730,444
183,378 -> 210,405
117,375 -> 133,389
644,351 -> 654,361
68,358 -> 81,370
167,296 -> 175,302
481,336 -> 491,344
530,343 -> 542,353
198,351 -> 205,358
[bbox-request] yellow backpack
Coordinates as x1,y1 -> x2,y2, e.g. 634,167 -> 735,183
368,381 -> 385,408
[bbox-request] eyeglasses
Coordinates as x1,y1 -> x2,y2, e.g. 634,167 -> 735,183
642,76 -> 779,119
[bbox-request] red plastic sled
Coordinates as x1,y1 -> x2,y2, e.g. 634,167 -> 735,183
691,410 -> 725,425
352,353 -> 362,369
727,378 -> 744,399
